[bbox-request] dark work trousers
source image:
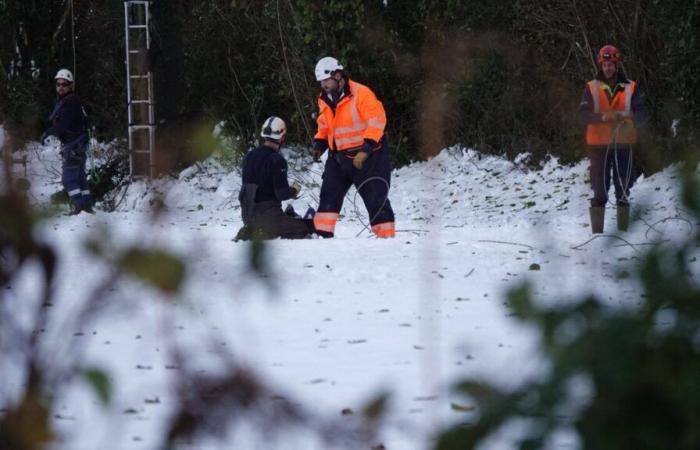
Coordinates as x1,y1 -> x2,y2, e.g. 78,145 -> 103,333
239,201 -> 315,240
317,145 -> 394,230
588,145 -> 636,207
62,156 -> 92,209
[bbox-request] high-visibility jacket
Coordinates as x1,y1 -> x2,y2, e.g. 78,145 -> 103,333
585,80 -> 638,146
315,80 -> 386,151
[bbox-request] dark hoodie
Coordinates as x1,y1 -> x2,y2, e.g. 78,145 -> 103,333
45,92 -> 87,144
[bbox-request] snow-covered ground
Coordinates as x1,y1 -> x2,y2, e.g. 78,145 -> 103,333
2,132 -> 699,450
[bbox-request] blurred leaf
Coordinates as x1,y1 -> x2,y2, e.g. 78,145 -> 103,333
362,391 -> 391,422
83,368 -> 112,405
0,388 -> 54,449
119,248 -> 186,295
249,238 -> 267,275
190,122 -> 219,161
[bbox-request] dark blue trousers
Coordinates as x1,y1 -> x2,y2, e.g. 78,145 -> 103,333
62,157 -> 92,209
317,144 -> 394,230
588,145 -> 636,207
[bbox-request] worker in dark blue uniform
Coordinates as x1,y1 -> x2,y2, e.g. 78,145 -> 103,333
235,117 -> 316,240
42,68 -> 93,214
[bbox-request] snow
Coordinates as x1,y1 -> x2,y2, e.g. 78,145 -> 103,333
2,132 -> 699,449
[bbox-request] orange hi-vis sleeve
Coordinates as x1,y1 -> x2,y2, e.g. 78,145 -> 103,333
586,80 -> 638,146
314,80 -> 387,151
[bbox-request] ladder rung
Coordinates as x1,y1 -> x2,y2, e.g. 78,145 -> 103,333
129,100 -> 152,104
128,25 -> 148,29
129,125 -> 156,129
128,50 -> 143,54
132,150 -> 152,154
129,74 -> 151,79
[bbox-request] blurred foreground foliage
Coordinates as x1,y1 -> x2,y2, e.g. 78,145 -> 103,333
0,143 -> 386,449
437,166 -> 700,449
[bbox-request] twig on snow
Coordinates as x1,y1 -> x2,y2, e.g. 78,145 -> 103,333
477,239 -> 536,250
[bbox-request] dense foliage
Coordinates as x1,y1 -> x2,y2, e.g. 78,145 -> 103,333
1,0 -> 698,168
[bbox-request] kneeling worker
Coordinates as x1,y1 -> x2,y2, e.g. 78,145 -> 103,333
235,116 -> 316,240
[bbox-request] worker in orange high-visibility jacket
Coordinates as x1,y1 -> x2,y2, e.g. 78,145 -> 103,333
310,56 -> 395,238
578,44 -> 647,234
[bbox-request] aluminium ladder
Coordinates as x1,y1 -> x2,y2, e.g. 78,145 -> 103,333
124,0 -> 155,178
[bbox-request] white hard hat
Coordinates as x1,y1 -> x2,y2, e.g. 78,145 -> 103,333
260,116 -> 287,141
55,68 -> 74,83
314,56 -> 344,81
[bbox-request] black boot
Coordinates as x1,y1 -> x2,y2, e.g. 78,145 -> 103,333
589,206 -> 605,234
617,204 -> 630,231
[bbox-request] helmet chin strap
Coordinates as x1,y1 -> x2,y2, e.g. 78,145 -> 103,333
264,135 -> 286,150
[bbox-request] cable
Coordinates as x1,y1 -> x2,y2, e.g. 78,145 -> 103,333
70,0 -> 76,82
352,176 -> 390,237
601,123 -> 634,207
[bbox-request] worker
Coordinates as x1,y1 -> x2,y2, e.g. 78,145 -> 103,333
311,56 -> 395,238
42,68 -> 93,214
235,116 -> 316,240
578,45 -> 648,233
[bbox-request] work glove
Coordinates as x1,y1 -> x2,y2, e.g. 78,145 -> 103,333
601,111 -> 621,122
291,181 -> 302,198
353,139 -> 378,170
40,131 -> 49,145
353,151 -> 369,170
619,116 -> 634,128
311,139 -> 327,162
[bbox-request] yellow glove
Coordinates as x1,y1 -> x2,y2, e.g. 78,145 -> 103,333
353,151 -> 369,170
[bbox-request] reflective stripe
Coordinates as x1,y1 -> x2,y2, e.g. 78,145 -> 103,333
368,118 -> 385,128
624,83 -> 632,113
589,80 -> 600,113
372,222 -> 395,238
81,190 -> 91,195
313,212 -> 338,233
68,188 -> 81,196
350,96 -> 361,126
335,123 -> 367,134
335,136 -> 365,147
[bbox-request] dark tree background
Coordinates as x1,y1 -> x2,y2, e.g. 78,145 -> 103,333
1,0 -> 698,169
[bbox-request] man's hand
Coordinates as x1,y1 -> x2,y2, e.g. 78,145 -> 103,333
353,151 -> 369,170
601,111 -> 621,122
619,116 -> 634,128
311,139 -> 327,162
291,181 -> 302,198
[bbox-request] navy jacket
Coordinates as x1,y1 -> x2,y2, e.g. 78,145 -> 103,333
241,144 -> 295,203
46,93 -> 87,144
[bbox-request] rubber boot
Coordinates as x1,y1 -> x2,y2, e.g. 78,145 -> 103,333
589,206 -> 604,234
617,204 -> 630,231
